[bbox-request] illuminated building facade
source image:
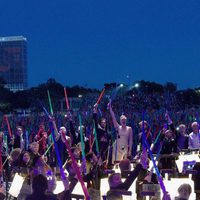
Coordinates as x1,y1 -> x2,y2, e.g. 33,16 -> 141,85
0,36 -> 27,91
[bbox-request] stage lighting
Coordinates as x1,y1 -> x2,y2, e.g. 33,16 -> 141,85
134,83 -> 139,88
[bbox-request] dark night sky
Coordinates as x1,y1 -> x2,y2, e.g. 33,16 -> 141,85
1,0 -> 200,89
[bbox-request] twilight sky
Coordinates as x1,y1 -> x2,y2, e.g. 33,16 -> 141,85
1,0 -> 200,89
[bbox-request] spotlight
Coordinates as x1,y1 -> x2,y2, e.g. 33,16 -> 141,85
134,83 -> 139,88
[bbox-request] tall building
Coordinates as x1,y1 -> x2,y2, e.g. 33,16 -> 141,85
0,36 -> 27,91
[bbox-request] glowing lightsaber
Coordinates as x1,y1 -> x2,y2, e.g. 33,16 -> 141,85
93,120 -> 99,155
64,87 -> 70,110
39,100 -> 66,181
49,122 -> 66,180
62,89 -> 90,199
61,131 -> 90,200
5,115 -> 12,138
142,111 -> 167,194
97,88 -> 105,104
47,90 -> 54,115
79,114 -> 86,174
44,142 -> 54,156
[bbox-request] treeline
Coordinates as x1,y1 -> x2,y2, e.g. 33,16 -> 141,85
0,78 -> 99,113
0,78 -> 200,113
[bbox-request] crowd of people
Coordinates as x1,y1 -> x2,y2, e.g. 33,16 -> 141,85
0,88 -> 200,200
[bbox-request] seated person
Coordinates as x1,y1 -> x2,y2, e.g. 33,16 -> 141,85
106,191 -> 122,200
46,171 -> 71,200
30,155 -> 51,181
28,142 -> 40,166
18,151 -> 32,172
65,160 -> 79,192
136,158 -> 158,200
107,150 -> 148,199
175,183 -> 192,200
192,162 -> 200,199
119,159 -> 131,178
26,174 -> 58,200
26,173 -> 71,200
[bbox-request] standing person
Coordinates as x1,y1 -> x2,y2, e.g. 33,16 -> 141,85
56,126 -> 71,164
93,103 -> 111,161
108,101 -> 133,162
137,120 -> 153,152
158,112 -> 178,170
159,127 -> 178,170
11,126 -> 25,150
160,129 -> 177,155
177,124 -> 188,151
188,122 -> 200,149
67,112 -> 90,154
49,125 -> 71,171
35,124 -> 51,155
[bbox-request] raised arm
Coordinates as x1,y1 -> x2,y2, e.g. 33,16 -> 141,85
93,103 -> 99,128
165,111 -> 173,126
108,101 -> 120,129
120,150 -> 147,190
67,111 -> 78,145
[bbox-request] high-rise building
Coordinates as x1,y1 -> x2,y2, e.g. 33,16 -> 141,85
0,36 -> 27,91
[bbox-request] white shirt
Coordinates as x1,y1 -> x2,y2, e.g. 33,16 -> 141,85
188,132 -> 200,149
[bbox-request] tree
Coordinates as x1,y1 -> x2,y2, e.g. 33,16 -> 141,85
164,82 -> 177,93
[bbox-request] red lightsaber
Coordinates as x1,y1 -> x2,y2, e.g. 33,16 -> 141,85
64,88 -> 70,110
5,115 -> 12,138
96,88 -> 105,104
